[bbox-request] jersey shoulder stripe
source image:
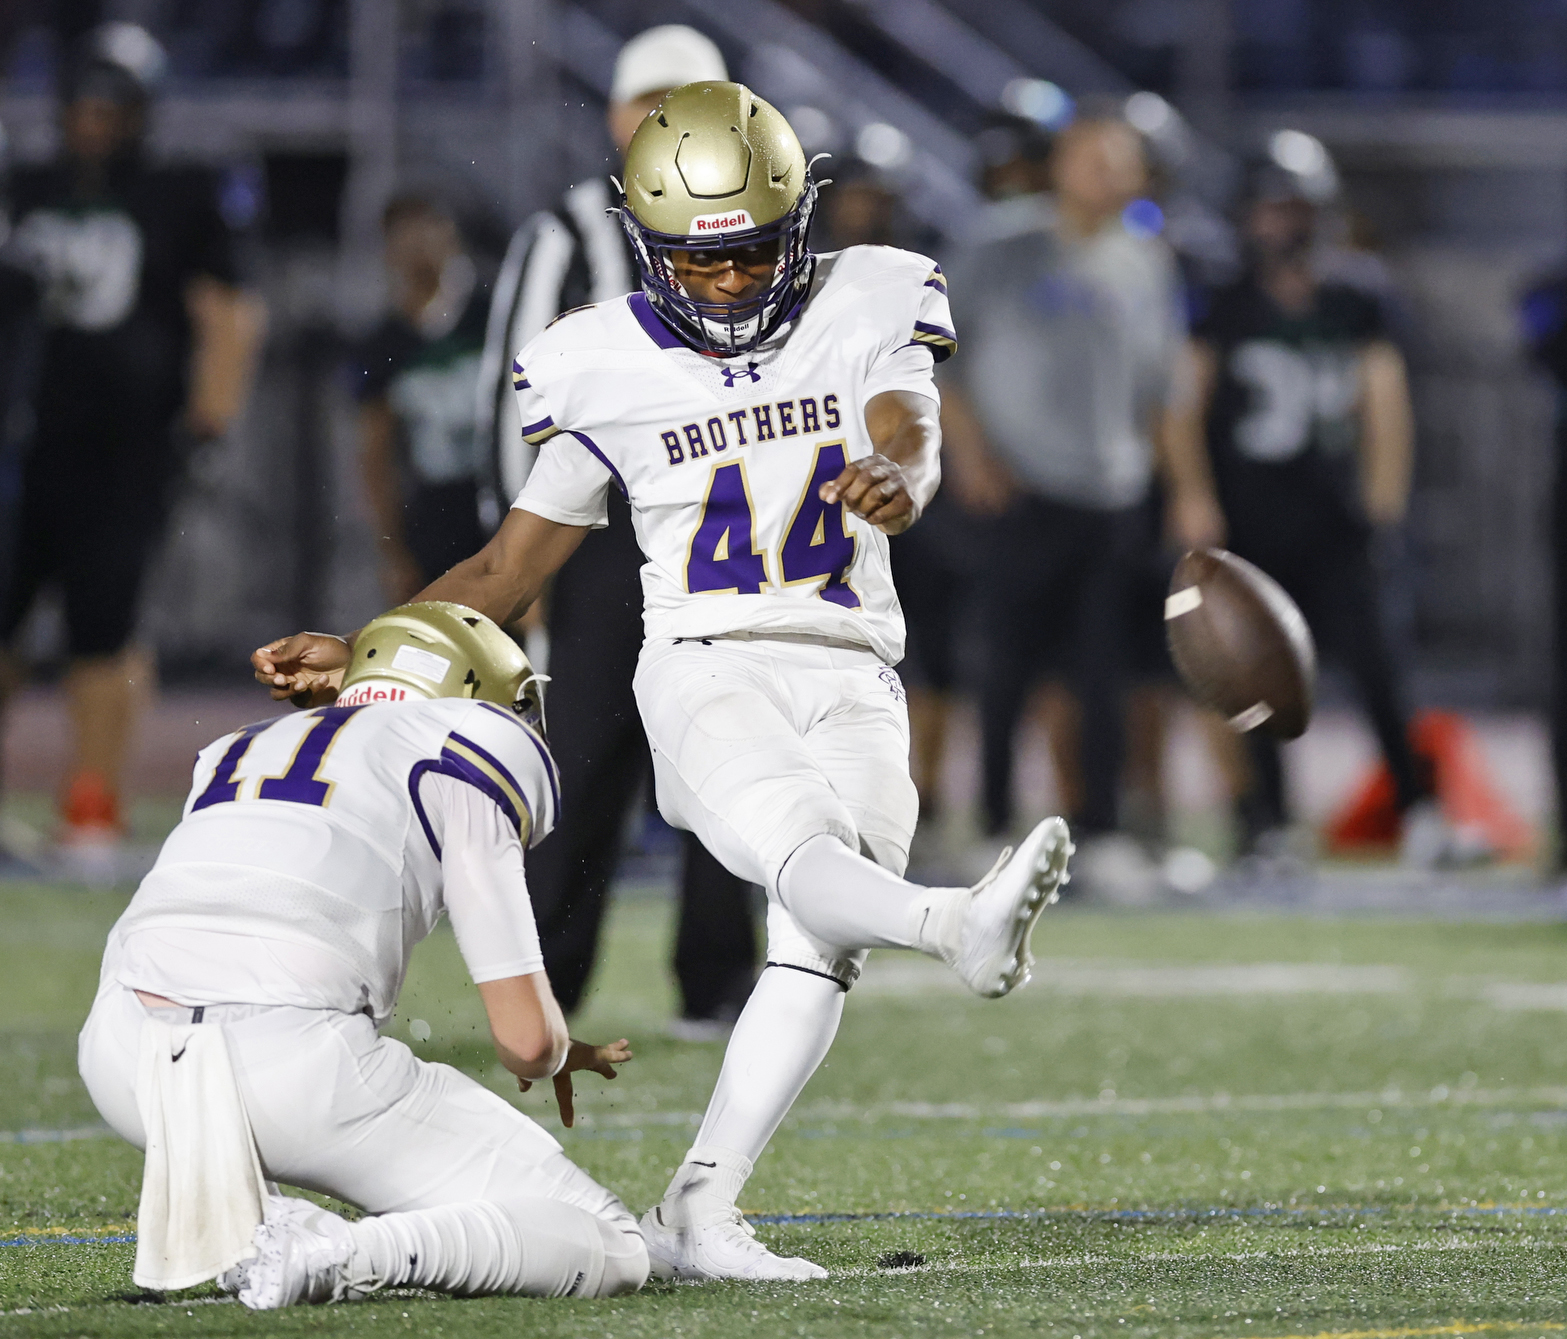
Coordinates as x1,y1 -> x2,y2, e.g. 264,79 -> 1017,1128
909,320 -> 958,362
447,732 -> 532,829
474,701 -> 561,826
407,735 -> 531,858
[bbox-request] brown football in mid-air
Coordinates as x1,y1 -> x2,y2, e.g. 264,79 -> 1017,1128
1165,549 -> 1316,740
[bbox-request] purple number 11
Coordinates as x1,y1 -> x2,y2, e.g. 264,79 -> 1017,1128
191,706 -> 362,812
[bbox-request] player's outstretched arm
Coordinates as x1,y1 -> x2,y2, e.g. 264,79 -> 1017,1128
412,506 -> 588,626
251,509 -> 588,703
819,389 -> 942,536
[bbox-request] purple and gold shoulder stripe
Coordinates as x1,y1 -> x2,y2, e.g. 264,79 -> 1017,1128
520,416 -> 560,446
908,320 -> 958,363
408,728 -> 537,857
511,358 -> 530,392
924,266 -> 947,293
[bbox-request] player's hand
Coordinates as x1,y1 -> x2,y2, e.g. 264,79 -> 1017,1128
820,454 -> 919,535
521,1038 -> 631,1128
252,633 -> 351,706
1166,486 -> 1226,551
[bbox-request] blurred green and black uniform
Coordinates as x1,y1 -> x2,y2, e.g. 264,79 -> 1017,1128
0,152 -> 239,658
1196,279 -> 1425,837
353,284 -> 489,583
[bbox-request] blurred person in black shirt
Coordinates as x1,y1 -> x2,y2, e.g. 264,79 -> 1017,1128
354,193 -> 488,603
1521,266 -> 1567,873
1192,170 -> 1459,867
0,24 -> 262,861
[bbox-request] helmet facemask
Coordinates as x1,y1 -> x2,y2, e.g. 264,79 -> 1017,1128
617,176 -> 819,357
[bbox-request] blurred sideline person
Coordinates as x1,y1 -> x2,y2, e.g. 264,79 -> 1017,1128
254,83 -> 1074,1282
1521,266 -> 1567,871
478,25 -> 759,1038
940,116 -> 1223,888
818,164 -> 969,827
355,193 -> 488,603
0,24 -> 262,862
1190,170 -> 1460,866
79,604 -> 646,1309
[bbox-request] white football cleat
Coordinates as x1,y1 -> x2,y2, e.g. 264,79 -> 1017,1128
953,816 -> 1072,998
237,1195 -> 367,1309
639,1204 -> 827,1283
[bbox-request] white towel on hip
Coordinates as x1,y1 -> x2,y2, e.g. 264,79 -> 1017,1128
133,1015 -> 267,1291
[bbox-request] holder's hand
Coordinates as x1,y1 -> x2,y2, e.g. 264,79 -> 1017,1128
519,1038 -> 632,1128
252,633 -> 351,706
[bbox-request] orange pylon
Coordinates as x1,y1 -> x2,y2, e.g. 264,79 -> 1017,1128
1322,710 -> 1535,860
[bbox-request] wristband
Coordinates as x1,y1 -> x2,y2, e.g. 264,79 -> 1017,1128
545,1041 -> 570,1080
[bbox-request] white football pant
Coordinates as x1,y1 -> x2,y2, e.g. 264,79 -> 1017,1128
78,983 -> 646,1299
634,636 -> 919,986
635,635 -> 937,1228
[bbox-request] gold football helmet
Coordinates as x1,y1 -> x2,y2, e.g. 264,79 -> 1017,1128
337,602 -> 544,730
616,80 -> 820,355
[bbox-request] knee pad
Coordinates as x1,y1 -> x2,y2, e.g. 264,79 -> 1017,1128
763,901 -> 868,990
591,1218 -> 649,1296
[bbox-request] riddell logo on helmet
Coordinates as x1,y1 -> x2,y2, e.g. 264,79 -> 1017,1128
690,210 -> 755,233
336,682 -> 414,707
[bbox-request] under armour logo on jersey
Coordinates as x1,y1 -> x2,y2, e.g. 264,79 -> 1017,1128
721,362 -> 761,387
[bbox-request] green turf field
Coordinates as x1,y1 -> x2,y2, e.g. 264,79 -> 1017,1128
5,883 -> 1567,1337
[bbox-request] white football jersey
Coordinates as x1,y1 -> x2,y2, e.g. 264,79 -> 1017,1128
106,698 -> 559,1022
511,246 -> 956,664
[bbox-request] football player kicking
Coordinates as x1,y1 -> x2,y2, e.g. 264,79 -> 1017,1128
254,83 -> 1073,1283
80,604 -> 648,1308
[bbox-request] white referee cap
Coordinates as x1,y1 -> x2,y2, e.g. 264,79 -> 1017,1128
610,25 -> 727,105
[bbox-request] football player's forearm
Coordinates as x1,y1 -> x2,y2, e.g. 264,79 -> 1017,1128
867,390 -> 942,508
477,975 -> 570,1079
185,277 -> 266,435
358,403 -> 410,556
412,508 -> 586,625
414,555 -> 541,627
1156,401 -> 1216,500
1359,341 -> 1414,523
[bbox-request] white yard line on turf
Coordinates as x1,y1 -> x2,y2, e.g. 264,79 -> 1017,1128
0,1125 -> 114,1144
858,959 -> 1567,1008
566,1083 -> 1567,1129
13,1084 -> 1567,1145
857,961 -> 1414,998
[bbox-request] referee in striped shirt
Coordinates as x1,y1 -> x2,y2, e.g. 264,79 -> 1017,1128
477,26 -> 758,1040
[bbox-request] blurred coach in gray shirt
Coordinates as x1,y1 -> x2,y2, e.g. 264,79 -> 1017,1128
942,115 -> 1222,854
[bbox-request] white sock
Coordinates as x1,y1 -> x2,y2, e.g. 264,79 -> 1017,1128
658,1145 -> 753,1229
777,833 -> 966,959
352,1195 -> 640,1298
658,966 -> 845,1224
